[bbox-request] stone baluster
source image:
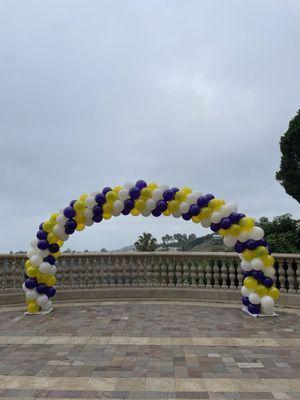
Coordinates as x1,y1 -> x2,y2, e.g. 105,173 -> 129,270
278,259 -> 287,293
130,257 -> 138,287
175,259 -> 183,287
100,257 -> 109,287
160,257 -> 168,287
4,258 -> 14,290
286,259 -> 296,293
0,258 -> 5,291
221,259 -> 228,289
123,257 -> 131,287
190,259 -> 198,287
92,258 -> 101,287
85,258 -> 93,288
236,259 -> 243,289
295,258 -> 300,293
61,257 -> 70,288
114,257 -> 122,287
205,261 -> 213,289
146,257 -> 154,287
153,257 -> 160,287
167,257 -> 175,287
228,259 -> 236,289
212,259 -> 220,288
182,260 -> 190,287
197,260 -> 205,288
138,257 -> 146,287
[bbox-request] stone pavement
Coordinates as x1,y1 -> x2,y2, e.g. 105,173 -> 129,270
0,300 -> 300,399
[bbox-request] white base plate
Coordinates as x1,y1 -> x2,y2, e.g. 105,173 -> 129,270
25,307 -> 53,316
242,306 -> 278,318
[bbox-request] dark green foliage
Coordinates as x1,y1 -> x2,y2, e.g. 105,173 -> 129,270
258,214 -> 300,253
276,110 -> 300,203
134,232 -> 158,251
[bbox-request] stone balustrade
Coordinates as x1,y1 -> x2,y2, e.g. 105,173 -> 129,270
0,252 -> 299,295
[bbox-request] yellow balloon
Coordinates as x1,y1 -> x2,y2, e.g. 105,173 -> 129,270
269,286 -> 279,300
192,216 -> 201,223
52,251 -> 61,258
163,209 -> 171,216
141,187 -> 152,200
50,213 -> 59,224
113,185 -> 122,193
27,267 -> 38,278
243,249 -> 255,261
148,182 -> 158,190
200,207 -> 211,219
106,191 -> 118,202
255,246 -> 268,258
27,301 -> 39,313
57,240 -> 64,247
75,212 -> 85,224
74,200 -> 85,211
131,208 -> 140,216
244,276 -> 258,290
239,217 -> 255,231
37,273 -> 48,283
219,228 -> 230,236
46,275 -> 56,286
168,200 -> 180,213
76,223 -> 85,231
228,224 -> 241,236
47,233 -> 59,244
79,193 -> 88,201
103,213 -> 112,220
135,199 -> 146,211
43,220 -> 54,233
175,191 -> 186,202
256,284 -> 268,297
261,255 -> 275,267
208,199 -> 223,211
181,186 -> 192,194
103,203 -> 113,214
25,259 -> 32,269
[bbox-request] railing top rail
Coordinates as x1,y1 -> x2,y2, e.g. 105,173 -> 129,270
0,251 -> 299,259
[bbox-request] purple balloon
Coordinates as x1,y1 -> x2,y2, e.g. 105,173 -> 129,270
37,284 -> 48,294
135,180 -> 147,190
152,209 -> 161,217
63,207 -> 76,219
49,243 -> 59,254
129,187 -> 140,200
39,222 -> 44,230
102,187 -> 112,195
65,219 -> 77,231
197,196 -> 208,208
36,230 -> 48,240
220,218 -> 231,229
210,223 -> 220,232
37,240 -> 49,250
229,212 -> 241,224
243,271 -> 252,279
263,277 -> 273,288
65,226 -> 75,234
246,240 -> 258,250
46,286 -> 56,298
242,296 -> 250,306
190,205 -> 200,216
43,255 -> 55,264
182,212 -> 192,221
25,278 -> 37,289
171,187 -> 179,194
69,199 -> 76,207
252,270 -> 264,282
205,194 -> 215,202
93,205 -> 103,217
156,200 -> 168,212
234,242 -> 245,253
248,303 -> 261,314
163,189 -> 174,201
124,199 -> 135,210
95,193 -> 106,205
121,208 -> 131,215
92,215 -> 103,223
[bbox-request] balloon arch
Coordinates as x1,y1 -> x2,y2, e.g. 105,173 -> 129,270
23,181 -> 279,316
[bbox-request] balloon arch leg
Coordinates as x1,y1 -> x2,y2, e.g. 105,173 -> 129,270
23,181 -> 279,316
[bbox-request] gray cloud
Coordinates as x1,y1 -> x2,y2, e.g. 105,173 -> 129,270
0,0 -> 299,252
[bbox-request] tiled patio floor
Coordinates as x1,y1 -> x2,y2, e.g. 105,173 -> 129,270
0,300 -> 300,399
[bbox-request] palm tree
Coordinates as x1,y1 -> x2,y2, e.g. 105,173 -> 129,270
134,233 -> 157,251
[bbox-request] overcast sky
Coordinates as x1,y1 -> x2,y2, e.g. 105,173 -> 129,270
0,0 -> 299,253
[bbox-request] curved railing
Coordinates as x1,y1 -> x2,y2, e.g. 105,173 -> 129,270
1,252 -> 299,306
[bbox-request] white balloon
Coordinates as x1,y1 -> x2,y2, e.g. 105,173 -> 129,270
219,204 -> 232,218
152,189 -> 163,201
250,258 -> 264,270
241,260 -> 252,271
22,283 -> 27,292
39,249 -> 50,258
241,285 -> 253,296
30,239 -> 38,248
223,235 -> 237,248
186,193 -> 198,205
118,189 -> 130,201
112,210 -> 121,217
201,218 -> 211,228
179,202 -> 189,213
249,226 -> 264,241
41,300 -> 53,311
142,210 -> 151,217
39,262 -> 52,274
113,200 -> 124,213
211,212 -> 222,224
261,295 -> 274,315
84,209 -> 93,220
30,255 -> 43,266
85,218 -> 94,226
49,265 -> 57,275
123,182 -> 134,190
27,249 -> 35,258
26,289 -> 37,300
37,294 -> 48,306
146,198 -> 156,211
56,214 -> 68,226
238,231 -> 250,243
159,184 -> 169,191
249,293 -> 261,305
264,267 -> 275,278
172,211 -> 182,218
85,196 -> 96,209
227,202 -> 238,213
53,225 -> 69,241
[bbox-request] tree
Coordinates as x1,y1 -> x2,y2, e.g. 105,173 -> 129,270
276,110 -> 300,203
134,233 -> 157,251
257,214 -> 300,253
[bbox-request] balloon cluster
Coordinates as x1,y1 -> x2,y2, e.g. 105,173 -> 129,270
23,181 -> 278,315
